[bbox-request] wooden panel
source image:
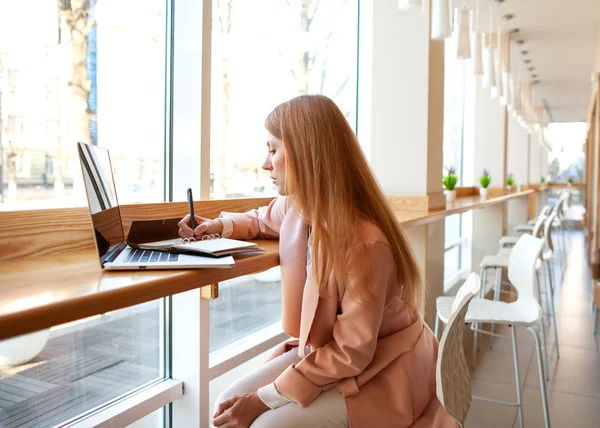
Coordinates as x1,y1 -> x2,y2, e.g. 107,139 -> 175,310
0,198 -> 275,262
455,187 -> 477,198
119,197 -> 275,235
486,187 -> 507,198
0,188 -> 543,340
0,208 -> 94,261
386,193 -> 446,212
0,240 -> 280,341
547,182 -> 586,189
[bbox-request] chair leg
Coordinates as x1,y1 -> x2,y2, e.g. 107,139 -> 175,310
545,262 -> 560,361
473,268 -> 487,368
490,267 -> 503,350
511,325 -> 524,428
593,305 -> 598,336
539,307 -> 550,380
527,326 -> 551,428
434,312 -> 441,340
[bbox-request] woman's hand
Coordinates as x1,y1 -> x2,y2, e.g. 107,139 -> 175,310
212,392 -> 269,427
178,215 -> 223,239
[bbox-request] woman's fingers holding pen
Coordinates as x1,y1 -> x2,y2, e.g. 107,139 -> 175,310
194,218 -> 223,237
178,214 -> 205,238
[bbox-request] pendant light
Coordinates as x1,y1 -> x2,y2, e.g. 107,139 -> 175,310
398,0 -> 422,10
472,0 -> 483,75
496,29 -> 505,104
431,0 -> 451,39
483,4 -> 496,90
456,7 -> 472,59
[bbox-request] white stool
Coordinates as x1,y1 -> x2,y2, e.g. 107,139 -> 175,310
435,235 -> 551,428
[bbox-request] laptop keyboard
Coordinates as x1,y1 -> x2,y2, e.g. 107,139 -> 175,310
125,249 -> 179,263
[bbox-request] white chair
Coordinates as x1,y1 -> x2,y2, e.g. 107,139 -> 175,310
435,234 -> 551,428
436,273 -> 481,427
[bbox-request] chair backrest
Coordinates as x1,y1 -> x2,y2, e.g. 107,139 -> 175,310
436,273 -> 481,428
543,211 -> 558,253
532,211 -> 548,238
508,234 -> 545,305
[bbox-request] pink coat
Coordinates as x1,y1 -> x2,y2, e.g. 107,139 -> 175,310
221,197 -> 457,428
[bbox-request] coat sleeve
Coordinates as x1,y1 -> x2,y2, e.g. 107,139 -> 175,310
274,241 -> 394,407
219,196 -> 288,240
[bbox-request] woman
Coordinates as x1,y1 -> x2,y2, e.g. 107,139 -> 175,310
178,95 -> 455,428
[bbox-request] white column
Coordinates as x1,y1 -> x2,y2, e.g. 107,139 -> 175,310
358,0 -> 445,326
471,80 -> 507,273
506,115 -> 530,233
530,132 -> 542,183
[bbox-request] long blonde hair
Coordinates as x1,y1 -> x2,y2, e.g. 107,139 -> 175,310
265,95 -> 424,311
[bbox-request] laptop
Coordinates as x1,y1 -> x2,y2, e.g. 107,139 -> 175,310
77,142 -> 235,270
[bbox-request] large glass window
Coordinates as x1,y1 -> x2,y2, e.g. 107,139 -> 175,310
209,0 -> 358,199
207,0 -> 358,352
0,0 -> 168,210
442,39 -> 466,183
443,37 -> 474,289
0,300 -> 166,427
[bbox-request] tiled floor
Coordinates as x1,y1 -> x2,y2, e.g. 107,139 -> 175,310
465,232 -> 600,427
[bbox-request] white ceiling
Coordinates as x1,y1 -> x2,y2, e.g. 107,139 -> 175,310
498,0 -> 600,122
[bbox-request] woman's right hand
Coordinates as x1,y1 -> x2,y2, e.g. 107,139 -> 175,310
178,215 -> 223,239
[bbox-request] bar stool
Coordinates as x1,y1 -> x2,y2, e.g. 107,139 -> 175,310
435,234 -> 551,428
435,273 -> 481,427
494,213 -> 561,375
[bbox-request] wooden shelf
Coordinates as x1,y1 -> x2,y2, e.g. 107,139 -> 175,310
0,188 -> 537,340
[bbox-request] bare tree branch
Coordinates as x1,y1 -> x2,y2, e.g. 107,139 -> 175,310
332,76 -> 350,100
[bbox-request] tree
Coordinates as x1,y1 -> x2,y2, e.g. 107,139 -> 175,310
214,0 -> 234,198
287,0 -> 352,116
57,0 -> 95,194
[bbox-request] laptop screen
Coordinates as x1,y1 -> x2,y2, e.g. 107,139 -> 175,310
78,142 -> 126,260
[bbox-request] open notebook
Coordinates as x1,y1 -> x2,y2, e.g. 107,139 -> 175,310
137,236 -> 263,257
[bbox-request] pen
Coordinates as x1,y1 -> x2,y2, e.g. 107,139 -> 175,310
187,188 -> 197,230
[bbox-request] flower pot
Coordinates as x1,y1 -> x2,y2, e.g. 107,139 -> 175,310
445,189 -> 456,204
504,185 -> 512,195
479,187 -> 488,200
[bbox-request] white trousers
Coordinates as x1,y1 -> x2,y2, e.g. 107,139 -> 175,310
213,347 -> 349,428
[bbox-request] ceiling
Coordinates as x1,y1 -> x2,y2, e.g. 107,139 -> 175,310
498,0 -> 600,122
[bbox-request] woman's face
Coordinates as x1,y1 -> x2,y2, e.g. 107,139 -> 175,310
262,132 -> 286,195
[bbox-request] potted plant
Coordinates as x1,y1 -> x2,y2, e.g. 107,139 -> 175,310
479,168 -> 491,199
443,165 -> 458,203
540,177 -> 546,184
567,177 -> 574,187
506,173 -> 514,193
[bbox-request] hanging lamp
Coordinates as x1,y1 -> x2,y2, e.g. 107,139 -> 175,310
472,0 -> 483,75
456,7 -> 472,59
431,0 -> 451,39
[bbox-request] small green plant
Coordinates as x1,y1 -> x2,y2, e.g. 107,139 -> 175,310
506,173 -> 514,187
480,168 -> 491,188
567,177 -> 574,184
541,177 -> 546,184
443,165 -> 458,191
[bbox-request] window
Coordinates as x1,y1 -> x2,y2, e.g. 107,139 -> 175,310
209,0 -> 359,199
0,300 -> 167,428
0,0 -> 168,210
442,38 -> 474,290
442,40 -> 466,182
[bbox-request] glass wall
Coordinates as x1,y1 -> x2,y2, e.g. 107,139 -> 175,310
209,0 -> 358,199
0,0 -> 168,210
0,300 -> 166,427
207,0 -> 359,359
442,36 -> 474,289
0,1 -> 170,426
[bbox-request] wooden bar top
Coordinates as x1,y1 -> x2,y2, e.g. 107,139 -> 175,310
0,189 -> 534,340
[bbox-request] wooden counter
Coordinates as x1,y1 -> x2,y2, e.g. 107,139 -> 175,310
0,189 -> 535,340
